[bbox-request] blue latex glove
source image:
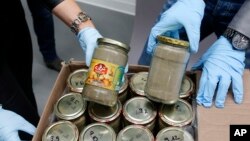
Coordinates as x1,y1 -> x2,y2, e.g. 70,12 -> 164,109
192,36 -> 246,108
147,0 -> 205,54
0,106 -> 36,141
77,27 -> 103,66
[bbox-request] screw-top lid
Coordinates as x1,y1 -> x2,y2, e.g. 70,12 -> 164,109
123,97 -> 157,125
156,127 -> 194,141
98,38 -> 130,51
79,123 -> 116,141
179,76 -> 194,99
42,121 -> 79,141
117,125 -> 154,141
129,72 -> 148,96
157,36 -> 189,48
67,69 -> 88,93
159,99 -> 194,127
54,93 -> 87,120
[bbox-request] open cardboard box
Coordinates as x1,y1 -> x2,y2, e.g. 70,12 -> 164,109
32,60 -> 250,141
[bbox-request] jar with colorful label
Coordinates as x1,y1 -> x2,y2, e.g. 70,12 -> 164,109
82,38 -> 130,107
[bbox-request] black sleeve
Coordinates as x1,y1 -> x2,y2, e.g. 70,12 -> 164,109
41,0 -> 64,11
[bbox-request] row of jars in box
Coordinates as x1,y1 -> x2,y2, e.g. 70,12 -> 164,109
66,69 -> 195,104
42,69 -> 196,141
43,94 -> 195,141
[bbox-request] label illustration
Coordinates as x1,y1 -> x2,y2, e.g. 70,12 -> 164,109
85,59 -> 124,91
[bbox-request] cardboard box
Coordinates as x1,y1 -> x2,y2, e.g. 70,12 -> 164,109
32,60 -> 250,141
196,69 -> 250,141
32,60 -> 151,141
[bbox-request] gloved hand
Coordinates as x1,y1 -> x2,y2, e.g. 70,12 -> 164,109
147,0 -> 205,54
192,36 -> 246,108
77,27 -> 103,66
0,106 -> 36,141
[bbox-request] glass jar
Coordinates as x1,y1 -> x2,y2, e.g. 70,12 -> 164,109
118,75 -> 129,104
42,121 -> 79,141
79,123 -> 116,141
122,97 -> 157,133
88,100 -> 122,133
117,125 -> 154,141
82,38 -> 130,107
129,72 -> 148,97
158,99 -> 194,130
54,93 -> 87,132
67,68 -> 88,93
145,36 -> 190,104
156,127 -> 194,141
179,75 -> 194,101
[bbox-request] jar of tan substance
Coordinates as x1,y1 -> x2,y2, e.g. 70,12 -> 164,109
67,69 -> 88,93
54,93 -> 87,132
42,121 -> 79,141
117,125 -> 155,141
145,36 -> 190,104
82,38 -> 130,107
122,97 -> 157,133
129,72 -> 148,97
88,100 -> 122,133
156,127 -> 194,141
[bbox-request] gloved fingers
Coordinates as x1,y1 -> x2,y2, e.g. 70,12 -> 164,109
184,24 -> 200,53
214,74 -> 231,108
162,30 -> 180,39
15,116 -> 36,136
121,63 -> 129,83
231,72 -> 244,104
196,66 -> 208,106
6,131 -> 21,141
201,64 -> 219,108
85,45 -> 95,66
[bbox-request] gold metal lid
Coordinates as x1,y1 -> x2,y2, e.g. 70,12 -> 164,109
88,100 -> 122,122
79,123 -> 116,141
67,69 -> 88,93
119,75 -> 128,94
123,97 -> 157,125
179,76 -> 194,99
156,127 -> 194,141
129,72 -> 148,96
54,93 -> 87,120
98,38 -> 130,51
157,36 -> 189,48
159,99 -> 194,127
117,125 -> 154,141
42,121 -> 79,141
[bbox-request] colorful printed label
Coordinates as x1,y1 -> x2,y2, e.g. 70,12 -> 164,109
85,59 -> 125,91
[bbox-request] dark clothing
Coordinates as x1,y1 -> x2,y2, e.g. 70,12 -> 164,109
0,0 -> 40,140
27,0 -> 59,61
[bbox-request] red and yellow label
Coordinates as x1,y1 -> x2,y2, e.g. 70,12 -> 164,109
85,59 -> 125,91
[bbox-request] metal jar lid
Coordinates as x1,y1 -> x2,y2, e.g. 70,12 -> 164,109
54,93 -> 87,120
88,100 -> 122,122
42,121 -> 79,141
159,99 -> 194,127
67,69 -> 88,93
129,72 -> 148,96
117,125 -> 154,141
179,76 -> 194,99
98,38 -> 130,52
156,127 -> 194,141
119,75 -> 128,94
157,35 -> 189,48
79,123 -> 116,141
123,96 -> 157,125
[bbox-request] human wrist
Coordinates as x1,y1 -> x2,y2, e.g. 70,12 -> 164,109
70,11 -> 95,34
